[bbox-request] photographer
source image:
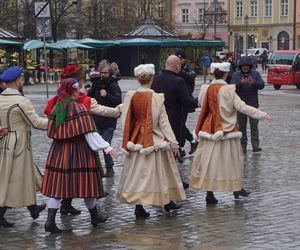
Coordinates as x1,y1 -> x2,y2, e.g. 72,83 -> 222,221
230,56 -> 265,154
88,60 -> 122,177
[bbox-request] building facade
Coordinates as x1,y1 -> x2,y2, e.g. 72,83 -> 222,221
171,0 -> 229,45
229,0 -> 295,53
295,0 -> 300,49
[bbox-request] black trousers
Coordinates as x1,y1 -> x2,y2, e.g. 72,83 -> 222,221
237,112 -> 259,149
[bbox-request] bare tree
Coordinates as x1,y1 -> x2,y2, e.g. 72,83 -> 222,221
0,0 -> 19,33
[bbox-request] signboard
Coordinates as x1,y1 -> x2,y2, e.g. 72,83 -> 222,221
36,18 -> 52,38
35,2 -> 50,18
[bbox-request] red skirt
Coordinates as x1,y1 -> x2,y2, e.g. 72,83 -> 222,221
42,135 -> 104,199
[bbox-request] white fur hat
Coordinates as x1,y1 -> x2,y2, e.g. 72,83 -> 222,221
134,64 -> 155,77
210,62 -> 231,73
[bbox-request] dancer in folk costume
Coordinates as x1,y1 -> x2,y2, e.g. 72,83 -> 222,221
0,67 -> 47,228
117,64 -> 186,218
190,62 -> 272,204
44,64 -> 120,216
42,78 -> 118,233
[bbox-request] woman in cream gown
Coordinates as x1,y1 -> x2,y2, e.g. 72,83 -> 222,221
190,62 -> 272,204
117,64 -> 186,218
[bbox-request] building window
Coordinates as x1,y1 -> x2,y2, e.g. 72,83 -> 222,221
181,9 -> 189,23
280,0 -> 288,16
250,0 -> 257,17
158,3 -> 164,18
236,1 -> 243,18
265,0 -> 272,17
198,8 -> 205,23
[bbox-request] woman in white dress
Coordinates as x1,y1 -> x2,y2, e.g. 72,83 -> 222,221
190,62 -> 272,204
117,64 -> 186,218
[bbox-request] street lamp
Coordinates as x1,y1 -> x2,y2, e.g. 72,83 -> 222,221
244,15 -> 249,52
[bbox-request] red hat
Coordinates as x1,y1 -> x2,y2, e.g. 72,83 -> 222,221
60,64 -> 85,80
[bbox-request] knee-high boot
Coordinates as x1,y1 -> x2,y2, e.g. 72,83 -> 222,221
0,207 -> 14,228
88,206 -> 108,227
44,208 -> 62,233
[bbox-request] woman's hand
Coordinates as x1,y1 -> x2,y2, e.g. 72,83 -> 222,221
264,113 -> 272,121
0,126 -> 8,137
171,143 -> 179,157
107,148 -> 118,160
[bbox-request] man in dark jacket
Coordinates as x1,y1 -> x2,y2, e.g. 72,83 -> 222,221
230,56 -> 265,153
175,50 -> 199,158
88,60 -> 122,177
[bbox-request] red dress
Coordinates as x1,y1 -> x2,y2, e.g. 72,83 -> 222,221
41,101 -> 104,199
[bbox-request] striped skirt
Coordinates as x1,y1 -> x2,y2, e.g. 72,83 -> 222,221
41,135 -> 104,199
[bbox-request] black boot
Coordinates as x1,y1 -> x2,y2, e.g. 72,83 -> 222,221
44,208 -> 62,234
27,204 -> 46,219
233,188 -> 251,199
60,198 -> 81,215
0,207 -> 14,228
104,168 -> 115,178
206,191 -> 218,204
88,206 -> 108,227
182,181 -> 189,190
164,201 -> 182,212
135,205 -> 150,219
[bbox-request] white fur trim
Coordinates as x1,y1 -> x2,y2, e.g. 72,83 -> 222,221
140,146 -> 155,155
158,141 -> 171,151
223,132 -> 242,140
212,131 -> 224,141
198,130 -> 242,141
127,142 -> 143,151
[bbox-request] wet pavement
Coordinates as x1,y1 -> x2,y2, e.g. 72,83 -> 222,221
1,72 -> 300,249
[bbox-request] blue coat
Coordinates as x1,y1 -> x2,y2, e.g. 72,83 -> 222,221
152,70 -> 198,141
230,69 -> 265,108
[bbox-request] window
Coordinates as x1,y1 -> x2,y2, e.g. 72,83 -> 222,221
181,9 -> 189,23
280,0 -> 288,16
158,3 -> 164,18
198,8 -> 205,23
250,0 -> 257,17
265,0 -> 272,17
236,1 -> 243,17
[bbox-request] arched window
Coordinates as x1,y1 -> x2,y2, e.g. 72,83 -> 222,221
277,31 -> 289,50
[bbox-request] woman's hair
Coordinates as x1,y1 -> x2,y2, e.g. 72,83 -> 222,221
137,73 -> 153,85
213,69 -> 227,79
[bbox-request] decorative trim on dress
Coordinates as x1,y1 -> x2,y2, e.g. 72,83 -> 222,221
193,130 -> 242,141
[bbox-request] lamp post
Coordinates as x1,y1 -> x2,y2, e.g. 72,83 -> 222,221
244,15 -> 249,52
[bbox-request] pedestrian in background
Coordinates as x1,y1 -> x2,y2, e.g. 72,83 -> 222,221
190,62 -> 272,204
117,64 -> 186,218
42,78 -> 118,233
0,66 -> 48,228
175,50 -> 199,161
231,56 -> 265,153
260,50 -> 268,71
44,64 -> 120,215
88,60 -> 122,177
202,52 -> 212,84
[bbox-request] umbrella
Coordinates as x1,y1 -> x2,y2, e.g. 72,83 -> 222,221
77,38 -> 114,48
53,39 -> 93,49
23,40 -> 62,50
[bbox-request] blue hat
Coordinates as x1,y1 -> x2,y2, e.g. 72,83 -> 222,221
0,66 -> 22,83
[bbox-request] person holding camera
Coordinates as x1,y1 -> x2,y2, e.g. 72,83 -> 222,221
230,56 -> 265,154
88,60 -> 122,177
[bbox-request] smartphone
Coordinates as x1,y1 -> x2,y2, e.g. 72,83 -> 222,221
243,73 -> 249,79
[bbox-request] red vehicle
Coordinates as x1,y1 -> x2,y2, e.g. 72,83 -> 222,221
267,50 -> 300,90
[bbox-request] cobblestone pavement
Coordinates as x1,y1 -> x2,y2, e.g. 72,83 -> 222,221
1,73 -> 300,249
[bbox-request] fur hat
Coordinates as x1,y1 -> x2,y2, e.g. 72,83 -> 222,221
60,64 -> 85,80
134,64 -> 155,77
210,62 -> 231,73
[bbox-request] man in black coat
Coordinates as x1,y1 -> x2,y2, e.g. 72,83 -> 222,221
152,55 -> 198,163
88,60 -> 122,177
175,50 -> 199,158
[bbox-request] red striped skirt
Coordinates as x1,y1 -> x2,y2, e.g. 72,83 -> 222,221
41,135 -> 104,199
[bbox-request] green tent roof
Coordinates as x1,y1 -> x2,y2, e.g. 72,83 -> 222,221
0,38 -> 23,46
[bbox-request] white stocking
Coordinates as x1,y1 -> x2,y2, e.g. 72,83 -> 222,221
48,198 -> 61,209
